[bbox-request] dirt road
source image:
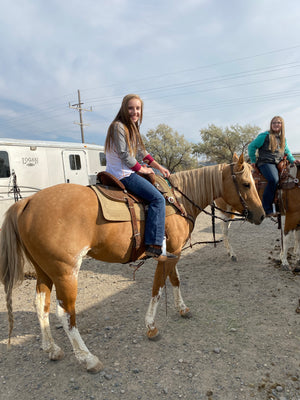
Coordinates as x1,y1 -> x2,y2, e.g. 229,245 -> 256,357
0,212 -> 299,400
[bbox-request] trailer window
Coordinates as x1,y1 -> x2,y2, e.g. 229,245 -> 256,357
69,154 -> 81,170
0,151 -> 10,178
99,152 -> 106,166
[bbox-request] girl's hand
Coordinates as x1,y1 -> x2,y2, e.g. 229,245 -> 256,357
139,165 -> 155,175
159,166 -> 170,178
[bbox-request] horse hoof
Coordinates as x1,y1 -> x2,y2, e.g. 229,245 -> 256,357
281,264 -> 292,272
49,347 -> 64,361
147,327 -> 160,340
231,255 -> 237,262
180,308 -> 192,318
87,357 -> 104,373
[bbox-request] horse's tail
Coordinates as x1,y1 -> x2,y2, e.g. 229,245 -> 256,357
0,198 -> 30,345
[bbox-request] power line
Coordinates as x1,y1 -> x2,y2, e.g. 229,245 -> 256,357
150,89 -> 300,118
1,45 -> 300,136
85,61 -> 300,105
79,44 -> 300,93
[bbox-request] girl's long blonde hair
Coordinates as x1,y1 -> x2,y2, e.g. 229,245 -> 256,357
269,115 -> 285,153
105,94 -> 145,156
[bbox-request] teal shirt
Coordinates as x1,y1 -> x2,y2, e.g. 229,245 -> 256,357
248,131 -> 295,164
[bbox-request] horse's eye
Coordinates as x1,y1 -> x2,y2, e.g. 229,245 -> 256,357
243,183 -> 251,188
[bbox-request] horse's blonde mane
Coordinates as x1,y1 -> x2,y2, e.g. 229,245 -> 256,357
169,165 -> 225,212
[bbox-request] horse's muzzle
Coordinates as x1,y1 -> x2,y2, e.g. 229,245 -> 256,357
245,210 -> 265,225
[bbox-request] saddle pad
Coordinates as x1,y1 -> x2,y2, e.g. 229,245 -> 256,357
90,183 -> 177,222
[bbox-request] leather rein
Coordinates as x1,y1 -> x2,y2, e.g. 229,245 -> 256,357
168,163 -> 249,222
167,163 -> 249,249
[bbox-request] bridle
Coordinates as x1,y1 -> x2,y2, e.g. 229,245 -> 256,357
229,163 -> 249,219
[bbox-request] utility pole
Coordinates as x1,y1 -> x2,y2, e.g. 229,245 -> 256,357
69,90 -> 92,143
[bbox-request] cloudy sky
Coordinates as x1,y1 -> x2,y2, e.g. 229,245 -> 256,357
0,0 -> 300,151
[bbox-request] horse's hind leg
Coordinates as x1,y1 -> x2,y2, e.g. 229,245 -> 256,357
34,265 -> 64,360
54,272 -> 103,373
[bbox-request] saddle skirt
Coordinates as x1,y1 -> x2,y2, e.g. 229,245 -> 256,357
90,172 -> 179,222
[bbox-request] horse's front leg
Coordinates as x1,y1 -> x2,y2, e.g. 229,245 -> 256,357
292,230 -> 300,272
294,230 -> 300,262
222,219 -> 237,261
168,264 -> 190,317
280,231 -> 293,270
145,258 -> 190,339
145,261 -> 167,339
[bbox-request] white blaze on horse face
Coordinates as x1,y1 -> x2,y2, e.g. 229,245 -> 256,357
73,246 -> 90,278
249,171 -> 256,188
145,287 -> 163,330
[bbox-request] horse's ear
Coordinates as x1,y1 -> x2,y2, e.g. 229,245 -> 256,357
232,153 -> 238,163
236,153 -> 244,171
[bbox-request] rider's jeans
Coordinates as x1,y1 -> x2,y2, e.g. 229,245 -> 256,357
121,173 -> 165,246
258,163 -> 279,214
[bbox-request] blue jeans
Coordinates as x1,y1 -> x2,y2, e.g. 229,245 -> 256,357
258,163 -> 279,214
121,173 -> 165,246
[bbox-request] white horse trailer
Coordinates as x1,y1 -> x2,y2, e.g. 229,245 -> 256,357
0,138 -> 106,226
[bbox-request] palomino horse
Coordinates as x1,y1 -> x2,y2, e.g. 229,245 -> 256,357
0,153 -> 264,373
215,164 -> 300,269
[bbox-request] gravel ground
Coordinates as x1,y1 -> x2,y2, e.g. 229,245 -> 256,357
0,211 -> 299,400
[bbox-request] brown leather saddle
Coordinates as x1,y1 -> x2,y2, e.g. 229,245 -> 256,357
252,159 -> 299,213
96,171 -> 155,203
253,159 -> 299,190
91,171 -> 184,262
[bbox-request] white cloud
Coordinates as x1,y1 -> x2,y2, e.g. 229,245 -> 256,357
0,0 -> 299,150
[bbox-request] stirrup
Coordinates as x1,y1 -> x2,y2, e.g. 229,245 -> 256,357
266,212 -> 278,218
145,245 -> 177,260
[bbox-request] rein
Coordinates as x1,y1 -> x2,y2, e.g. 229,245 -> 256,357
168,163 -> 249,224
166,165 -> 249,250
130,164 -> 250,276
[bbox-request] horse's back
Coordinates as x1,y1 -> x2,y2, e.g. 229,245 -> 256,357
21,183 -> 98,220
17,184 -> 100,258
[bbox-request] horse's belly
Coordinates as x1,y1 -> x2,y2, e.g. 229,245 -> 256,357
88,221 -> 143,263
